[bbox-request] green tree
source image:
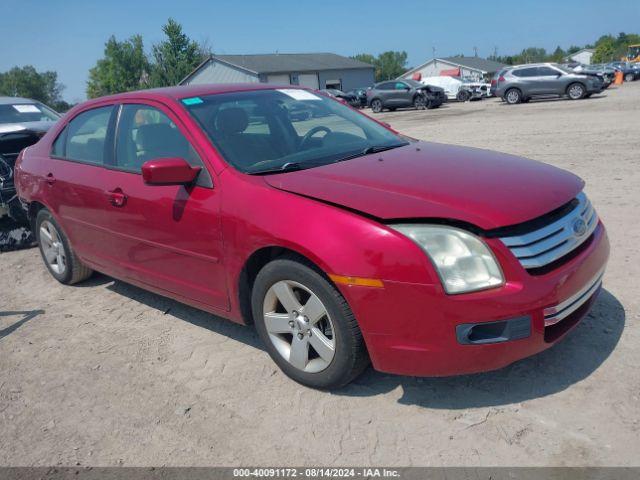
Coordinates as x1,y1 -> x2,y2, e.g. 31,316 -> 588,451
352,51 -> 408,82
352,53 -> 376,66
0,65 -> 64,105
86,34 -> 149,98
592,35 -> 617,63
148,18 -> 208,87
375,51 -> 408,81
551,46 -> 566,62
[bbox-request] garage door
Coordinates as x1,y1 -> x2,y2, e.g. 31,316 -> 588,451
266,74 -> 291,85
298,73 -> 319,89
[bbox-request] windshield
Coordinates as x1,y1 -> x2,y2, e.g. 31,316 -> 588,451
0,102 -> 60,125
556,65 -> 575,74
183,89 -> 407,174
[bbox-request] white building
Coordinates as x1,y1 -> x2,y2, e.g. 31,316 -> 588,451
564,49 -> 595,65
401,56 -> 506,82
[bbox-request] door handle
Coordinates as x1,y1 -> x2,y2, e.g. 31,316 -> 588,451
107,188 -> 127,207
46,173 -> 56,185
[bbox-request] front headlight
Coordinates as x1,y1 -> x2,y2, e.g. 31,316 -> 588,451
391,224 -> 504,294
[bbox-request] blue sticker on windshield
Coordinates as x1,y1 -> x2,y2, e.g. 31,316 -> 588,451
182,97 -> 203,105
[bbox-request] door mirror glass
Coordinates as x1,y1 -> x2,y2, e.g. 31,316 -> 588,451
141,158 -> 201,185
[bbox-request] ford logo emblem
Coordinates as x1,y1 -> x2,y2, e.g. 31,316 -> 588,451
572,218 -> 587,237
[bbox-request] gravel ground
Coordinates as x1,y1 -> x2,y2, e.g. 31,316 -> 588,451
1,83 -> 639,467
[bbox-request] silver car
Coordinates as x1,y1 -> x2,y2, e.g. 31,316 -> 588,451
493,63 -> 604,104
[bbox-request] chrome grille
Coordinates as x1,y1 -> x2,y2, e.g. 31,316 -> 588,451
499,192 -> 598,269
543,268 -> 604,327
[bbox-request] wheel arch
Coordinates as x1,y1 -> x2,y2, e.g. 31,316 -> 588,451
566,81 -> 586,94
238,246 -> 335,325
504,86 -> 523,99
27,200 -> 49,232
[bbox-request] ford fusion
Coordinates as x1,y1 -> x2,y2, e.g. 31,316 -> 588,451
15,85 -> 609,389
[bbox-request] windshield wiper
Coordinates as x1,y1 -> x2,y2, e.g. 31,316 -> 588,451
248,162 -> 306,175
334,143 -> 407,163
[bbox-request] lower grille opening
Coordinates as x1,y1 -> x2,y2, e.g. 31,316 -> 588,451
544,288 -> 600,343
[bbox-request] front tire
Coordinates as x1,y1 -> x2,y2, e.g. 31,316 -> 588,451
625,73 -> 634,82
370,99 -> 383,113
504,88 -> 522,104
35,209 -> 93,285
567,82 -> 586,100
251,256 -> 369,389
413,95 -> 427,110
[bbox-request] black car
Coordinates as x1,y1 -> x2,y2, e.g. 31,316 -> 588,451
366,80 -> 446,113
346,88 -> 368,108
0,96 -> 60,225
607,62 -> 640,82
320,89 -> 360,108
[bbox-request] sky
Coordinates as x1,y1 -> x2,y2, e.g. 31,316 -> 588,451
1,0 -> 639,102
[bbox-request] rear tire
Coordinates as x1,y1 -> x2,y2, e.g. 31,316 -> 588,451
624,73 -> 634,82
35,209 -> 93,285
370,99 -> 383,113
504,88 -> 522,104
251,256 -> 369,389
567,82 -> 586,100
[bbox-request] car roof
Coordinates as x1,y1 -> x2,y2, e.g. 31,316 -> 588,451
0,96 -> 38,105
80,83 -> 300,106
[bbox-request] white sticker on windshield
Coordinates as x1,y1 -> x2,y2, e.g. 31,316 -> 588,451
277,89 -> 321,101
13,104 -> 41,113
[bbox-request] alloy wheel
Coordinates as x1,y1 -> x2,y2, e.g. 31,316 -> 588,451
371,100 -> 382,113
505,89 -> 521,104
262,280 -> 336,373
39,220 -> 67,275
568,84 -> 585,99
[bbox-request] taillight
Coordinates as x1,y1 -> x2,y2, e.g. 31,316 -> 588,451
490,79 -> 497,86
498,76 -> 505,82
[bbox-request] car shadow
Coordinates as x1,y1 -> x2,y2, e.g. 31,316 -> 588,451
498,95 -> 607,105
102,275 -> 263,349
0,309 -> 45,340
335,289 -> 624,408
92,274 -> 623,407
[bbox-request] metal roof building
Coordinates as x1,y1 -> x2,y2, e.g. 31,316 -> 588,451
179,53 -> 375,92
401,56 -> 506,81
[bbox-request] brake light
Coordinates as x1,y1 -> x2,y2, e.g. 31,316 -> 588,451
498,76 -> 505,82
490,79 -> 497,86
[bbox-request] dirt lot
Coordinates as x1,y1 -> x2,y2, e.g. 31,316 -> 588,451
1,83 -> 639,467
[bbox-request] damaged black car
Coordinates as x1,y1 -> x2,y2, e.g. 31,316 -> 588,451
1,96 -> 60,250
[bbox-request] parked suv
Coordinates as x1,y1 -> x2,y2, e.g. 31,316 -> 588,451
16,85 -> 609,389
367,79 -> 445,113
494,63 -> 604,104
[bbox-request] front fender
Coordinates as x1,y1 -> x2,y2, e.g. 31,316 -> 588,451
219,170 -> 440,320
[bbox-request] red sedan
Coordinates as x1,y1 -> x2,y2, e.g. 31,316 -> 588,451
14,84 -> 609,388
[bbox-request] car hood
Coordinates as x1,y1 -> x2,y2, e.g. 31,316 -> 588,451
264,142 -> 584,230
0,120 -> 55,137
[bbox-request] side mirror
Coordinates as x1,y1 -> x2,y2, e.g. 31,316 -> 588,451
141,158 -> 201,186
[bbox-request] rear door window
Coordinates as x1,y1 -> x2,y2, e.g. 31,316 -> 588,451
377,82 -> 395,90
64,106 -> 114,165
513,67 -> 539,78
